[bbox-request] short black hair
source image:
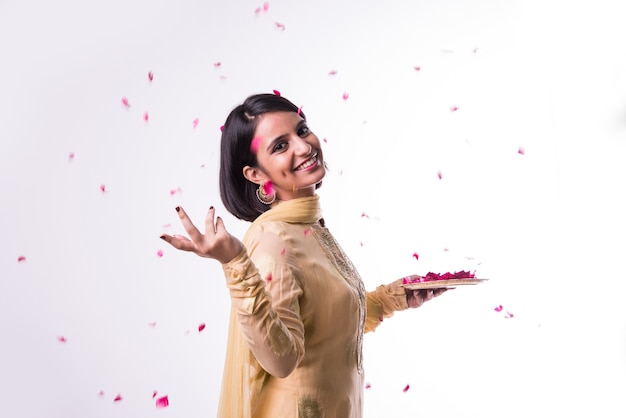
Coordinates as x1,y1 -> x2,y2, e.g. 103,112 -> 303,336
219,93 -> 306,222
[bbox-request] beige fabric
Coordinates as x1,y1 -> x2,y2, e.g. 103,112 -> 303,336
218,196 -> 408,418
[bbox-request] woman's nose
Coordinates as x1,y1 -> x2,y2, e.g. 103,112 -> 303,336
293,137 -> 312,155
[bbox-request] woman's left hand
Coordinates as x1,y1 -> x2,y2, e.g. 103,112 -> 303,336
405,287 -> 448,309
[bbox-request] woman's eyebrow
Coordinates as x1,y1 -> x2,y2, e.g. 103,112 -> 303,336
265,120 -> 306,151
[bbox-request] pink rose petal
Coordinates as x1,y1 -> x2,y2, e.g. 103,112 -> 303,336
328,70 -> 337,75
17,255 -> 26,263
449,106 -> 459,112
98,390 -> 105,398
68,152 -> 75,161
193,118 -> 199,129
155,395 -> 169,408
494,305 -> 503,312
342,92 -> 349,101
273,89 -> 281,96
263,2 -> 269,11
437,170 -> 442,180
414,66 -> 421,71
297,105 -> 303,115
323,137 -> 328,143
274,22 -> 286,30
403,384 -> 410,393
504,311 -> 514,319
57,336 -> 67,343
152,390 -> 158,398
121,97 -> 130,108
365,382 -> 371,389
262,180 -> 274,196
113,394 -> 123,402
148,322 -> 157,327
361,212 -> 369,219
265,273 -> 272,283
518,146 -> 525,155
213,62 -> 222,68
198,323 -> 206,332
143,112 -> 149,122
412,252 -> 419,260
220,125 -> 224,131
148,71 -> 154,82
100,184 -> 107,193
156,249 -> 164,258
250,136 -> 262,153
304,228 -> 311,237
280,247 -> 286,256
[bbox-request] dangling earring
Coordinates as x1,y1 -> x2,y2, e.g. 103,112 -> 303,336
256,182 -> 276,205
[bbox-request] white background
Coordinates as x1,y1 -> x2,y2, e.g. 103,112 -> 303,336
1,0 -> 625,417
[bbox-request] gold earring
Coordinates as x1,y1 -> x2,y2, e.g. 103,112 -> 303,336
256,183 -> 276,205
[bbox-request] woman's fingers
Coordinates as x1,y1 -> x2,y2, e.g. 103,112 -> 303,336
204,206 -> 217,236
160,233 -> 196,252
176,206 -> 204,243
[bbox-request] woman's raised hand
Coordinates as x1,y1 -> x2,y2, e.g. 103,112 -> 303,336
160,206 -> 244,264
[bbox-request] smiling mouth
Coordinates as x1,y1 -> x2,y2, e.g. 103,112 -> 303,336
294,154 -> 318,171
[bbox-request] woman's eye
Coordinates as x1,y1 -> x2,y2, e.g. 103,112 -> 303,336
298,126 -> 311,136
273,142 -> 287,152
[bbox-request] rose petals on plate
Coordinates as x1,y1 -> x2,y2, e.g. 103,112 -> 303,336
17,255 -> 26,263
403,384 -> 410,393
155,395 -> 169,408
193,118 -> 199,129
494,305 -> 503,312
113,394 -> 123,402
156,249 -> 164,258
198,323 -> 206,332
148,71 -> 154,82
121,97 -> 130,108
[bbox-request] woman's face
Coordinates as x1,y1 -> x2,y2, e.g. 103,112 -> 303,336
244,111 -> 325,201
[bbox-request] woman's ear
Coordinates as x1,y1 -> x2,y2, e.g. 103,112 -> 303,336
243,165 -> 267,186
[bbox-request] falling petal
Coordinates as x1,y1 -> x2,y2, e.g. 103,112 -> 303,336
113,394 -> 123,402
162,223 -> 172,229
68,152 -> 75,161
57,336 -> 67,343
412,252 -> 419,261
155,395 -> 169,408
262,180 -> 274,196
148,322 -> 157,327
403,384 -> 410,393
193,118 -> 199,129
437,170 -> 442,180
255,6 -> 262,13
361,212 -> 369,218
494,305 -> 503,312
100,184 -> 107,193
365,382 -> 372,389
213,62 -> 222,68
304,228 -> 311,237
265,273 -> 272,283
148,71 -> 154,82
220,125 -> 224,131
359,241 -> 364,247
449,106 -> 459,112
297,105 -> 303,115
121,97 -> 130,108
504,311 -> 514,319
518,146 -> 525,155
414,66 -> 421,71
198,323 -> 206,332
473,47 -> 479,53
274,22 -> 286,30
17,255 -> 26,263
273,89 -> 281,96
98,390 -> 105,398
143,112 -> 149,122
169,187 -> 182,196
342,92 -> 349,101
263,2 -> 269,11
250,136 -> 262,153
280,247 -> 286,256
328,70 -> 338,75
323,137 -> 328,143
152,390 -> 158,398
156,249 -> 164,258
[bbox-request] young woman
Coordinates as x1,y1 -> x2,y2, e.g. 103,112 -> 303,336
160,93 -> 447,417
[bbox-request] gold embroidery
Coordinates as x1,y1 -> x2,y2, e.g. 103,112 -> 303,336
298,396 -> 323,418
309,224 -> 366,374
268,322 -> 292,357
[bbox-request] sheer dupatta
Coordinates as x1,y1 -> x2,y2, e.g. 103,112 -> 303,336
217,196 -> 322,418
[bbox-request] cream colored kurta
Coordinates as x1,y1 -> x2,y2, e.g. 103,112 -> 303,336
218,196 -> 408,418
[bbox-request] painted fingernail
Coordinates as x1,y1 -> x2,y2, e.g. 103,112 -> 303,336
159,235 -> 166,240
210,206 -> 214,210
175,206 -> 181,212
